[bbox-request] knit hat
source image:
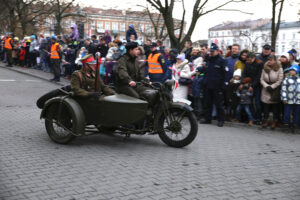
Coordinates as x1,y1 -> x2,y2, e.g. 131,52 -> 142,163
31,35 -> 36,39
233,69 -> 242,77
289,65 -> 299,73
196,67 -> 202,72
242,77 -> 252,84
176,53 -> 185,62
288,50 -> 295,58
51,35 -> 57,40
281,52 -> 289,59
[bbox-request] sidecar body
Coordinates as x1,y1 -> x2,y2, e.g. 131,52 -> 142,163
41,94 -> 149,135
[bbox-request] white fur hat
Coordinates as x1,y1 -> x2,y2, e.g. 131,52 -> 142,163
233,69 -> 242,77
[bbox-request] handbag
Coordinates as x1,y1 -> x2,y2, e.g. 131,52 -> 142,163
178,77 -> 192,86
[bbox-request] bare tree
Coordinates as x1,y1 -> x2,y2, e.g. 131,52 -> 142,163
145,0 -> 252,51
1,0 -> 53,37
50,0 -> 84,35
270,0 -> 285,49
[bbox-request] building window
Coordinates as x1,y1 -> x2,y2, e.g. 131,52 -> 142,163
282,45 -> 285,53
145,25 -> 151,34
90,20 -> 95,30
282,33 -> 285,40
139,24 -> 144,32
112,22 -> 118,31
227,31 -> 230,36
222,31 -> 224,36
105,21 -> 111,30
120,23 -> 125,31
97,21 -> 104,30
216,32 -> 219,36
292,33 -> 296,39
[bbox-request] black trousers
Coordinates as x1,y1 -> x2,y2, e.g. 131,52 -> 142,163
5,49 -> 12,66
51,59 -> 60,80
204,88 -> 225,122
263,103 -> 279,121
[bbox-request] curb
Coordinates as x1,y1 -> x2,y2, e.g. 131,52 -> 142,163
207,120 -> 300,134
0,64 -> 67,86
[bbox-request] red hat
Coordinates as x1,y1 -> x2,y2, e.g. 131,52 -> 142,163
80,54 -> 96,64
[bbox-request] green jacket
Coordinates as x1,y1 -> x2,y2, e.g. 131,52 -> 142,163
116,53 -> 148,87
70,68 -> 115,97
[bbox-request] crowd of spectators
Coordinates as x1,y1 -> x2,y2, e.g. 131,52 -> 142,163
1,24 -> 300,130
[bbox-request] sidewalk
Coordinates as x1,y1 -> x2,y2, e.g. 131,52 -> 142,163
0,62 -> 69,86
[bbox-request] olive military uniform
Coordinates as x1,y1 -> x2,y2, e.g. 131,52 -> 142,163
116,53 -> 150,98
71,68 -> 115,98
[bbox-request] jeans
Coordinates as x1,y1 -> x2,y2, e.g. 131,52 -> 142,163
236,104 -> 253,121
283,104 -> 300,125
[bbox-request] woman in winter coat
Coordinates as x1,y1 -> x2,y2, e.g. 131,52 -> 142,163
171,54 -> 196,100
260,55 -> 283,129
234,49 -> 248,73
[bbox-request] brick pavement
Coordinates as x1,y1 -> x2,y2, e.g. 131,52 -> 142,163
0,67 -> 300,200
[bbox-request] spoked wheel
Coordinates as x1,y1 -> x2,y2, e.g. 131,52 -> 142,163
45,103 -> 75,144
158,107 -> 198,148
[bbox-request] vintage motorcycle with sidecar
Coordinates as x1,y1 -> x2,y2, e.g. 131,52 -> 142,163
38,80 -> 198,148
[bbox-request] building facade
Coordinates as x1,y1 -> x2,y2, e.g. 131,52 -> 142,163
208,19 -> 300,56
40,7 -> 184,47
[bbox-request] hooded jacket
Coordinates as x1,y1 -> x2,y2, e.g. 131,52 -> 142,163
126,25 -> 137,42
70,24 -> 79,41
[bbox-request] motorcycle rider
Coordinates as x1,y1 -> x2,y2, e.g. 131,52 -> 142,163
70,54 -> 115,98
116,42 -> 150,98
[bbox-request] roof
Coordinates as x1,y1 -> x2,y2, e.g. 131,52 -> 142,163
209,19 -> 270,31
252,21 -> 300,30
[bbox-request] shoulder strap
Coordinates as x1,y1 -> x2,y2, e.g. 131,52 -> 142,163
76,71 -> 83,87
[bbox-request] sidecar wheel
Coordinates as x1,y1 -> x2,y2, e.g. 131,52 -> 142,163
158,108 -> 198,148
45,103 -> 75,144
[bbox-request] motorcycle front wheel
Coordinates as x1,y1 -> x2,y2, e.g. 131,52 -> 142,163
158,107 -> 198,148
45,103 -> 75,144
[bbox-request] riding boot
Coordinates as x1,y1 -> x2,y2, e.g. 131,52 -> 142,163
262,120 -> 269,128
271,121 -> 277,130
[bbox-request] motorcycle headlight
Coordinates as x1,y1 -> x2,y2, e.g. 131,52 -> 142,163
164,80 -> 175,91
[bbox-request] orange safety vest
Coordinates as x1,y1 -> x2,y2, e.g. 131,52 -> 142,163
148,53 -> 163,74
50,42 -> 61,59
4,38 -> 12,50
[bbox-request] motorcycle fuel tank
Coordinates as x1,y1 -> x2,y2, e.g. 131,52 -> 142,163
76,94 -> 148,126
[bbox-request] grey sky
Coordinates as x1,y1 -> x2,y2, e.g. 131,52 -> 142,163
76,0 -> 300,41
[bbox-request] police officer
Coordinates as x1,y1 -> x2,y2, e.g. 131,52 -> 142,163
201,44 -> 227,127
116,42 -> 150,99
145,42 -> 168,83
49,36 -> 62,82
4,33 -> 13,67
70,54 -> 115,98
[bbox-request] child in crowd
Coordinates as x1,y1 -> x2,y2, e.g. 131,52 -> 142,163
235,77 -> 254,125
281,65 -> 300,129
227,69 -> 242,120
191,67 -> 204,120
19,46 -> 26,67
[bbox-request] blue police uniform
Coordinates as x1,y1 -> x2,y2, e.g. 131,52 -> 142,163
202,54 -> 227,123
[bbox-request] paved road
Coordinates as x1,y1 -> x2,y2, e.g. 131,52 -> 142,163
0,67 -> 300,200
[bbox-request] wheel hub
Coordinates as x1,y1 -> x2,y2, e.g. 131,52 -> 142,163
169,121 -> 182,132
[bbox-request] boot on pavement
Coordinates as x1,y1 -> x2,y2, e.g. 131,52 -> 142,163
271,121 -> 277,130
248,120 -> 253,126
262,120 -> 269,128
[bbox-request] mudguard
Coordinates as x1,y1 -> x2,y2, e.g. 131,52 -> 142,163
40,96 -> 86,136
154,102 -> 193,130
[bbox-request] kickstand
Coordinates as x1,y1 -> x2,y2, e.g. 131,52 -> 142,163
123,133 -> 131,141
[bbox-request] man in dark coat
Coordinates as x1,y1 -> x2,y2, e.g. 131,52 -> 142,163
257,44 -> 271,66
116,42 -> 150,98
84,39 -> 97,57
243,52 -> 263,124
97,38 -> 108,58
200,44 -> 227,127
183,40 -> 193,62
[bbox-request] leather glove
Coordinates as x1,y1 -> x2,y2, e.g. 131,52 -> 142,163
88,92 -> 100,98
266,86 -> 273,92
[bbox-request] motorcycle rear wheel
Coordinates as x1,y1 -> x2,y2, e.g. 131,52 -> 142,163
158,107 -> 198,148
45,103 -> 75,144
